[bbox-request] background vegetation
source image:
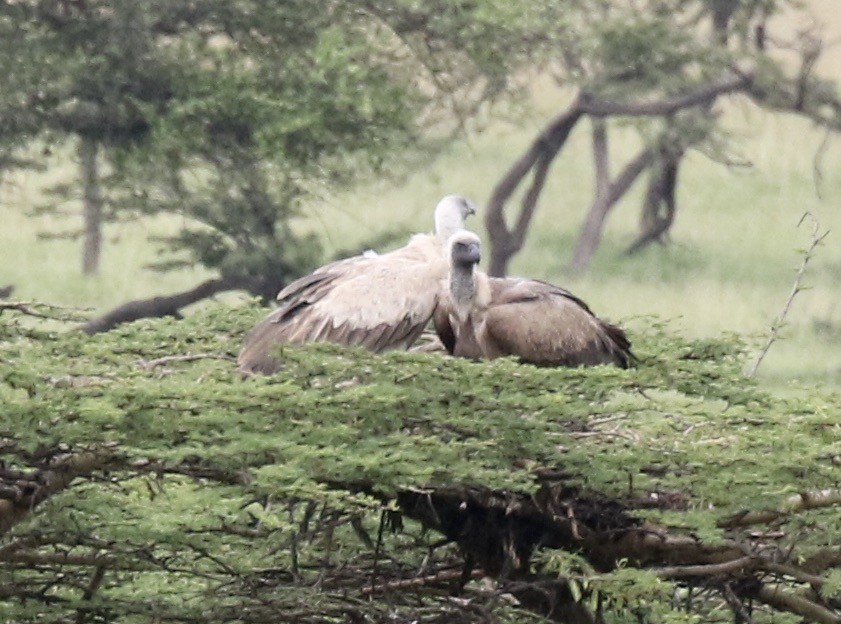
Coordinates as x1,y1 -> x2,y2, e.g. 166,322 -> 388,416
1,1 -> 839,389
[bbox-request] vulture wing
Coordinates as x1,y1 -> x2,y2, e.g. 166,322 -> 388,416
481,277 -> 632,368
237,234 -> 447,374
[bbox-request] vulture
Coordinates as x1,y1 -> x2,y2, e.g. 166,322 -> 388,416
434,231 -> 633,368
237,195 -> 476,373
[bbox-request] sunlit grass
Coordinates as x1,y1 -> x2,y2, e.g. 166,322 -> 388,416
1,2 -> 839,390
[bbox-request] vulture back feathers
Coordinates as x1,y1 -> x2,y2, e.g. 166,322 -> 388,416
435,231 -> 633,368
237,195 -> 476,374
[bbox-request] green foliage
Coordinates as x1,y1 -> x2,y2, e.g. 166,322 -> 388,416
0,304 -> 839,621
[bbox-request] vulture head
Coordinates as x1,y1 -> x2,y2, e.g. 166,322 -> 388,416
446,230 -> 482,315
434,195 -> 477,240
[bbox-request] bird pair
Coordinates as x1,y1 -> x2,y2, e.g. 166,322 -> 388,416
237,195 -> 632,374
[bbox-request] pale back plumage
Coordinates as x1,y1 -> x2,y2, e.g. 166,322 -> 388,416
435,231 -> 633,368
238,196 -> 475,373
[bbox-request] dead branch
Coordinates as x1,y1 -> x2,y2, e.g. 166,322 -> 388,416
648,556 -> 755,579
719,488 -> 841,528
79,276 -> 246,335
362,568 -> 483,595
580,70 -> 754,117
0,447 -> 117,537
0,300 -> 88,322
753,583 -> 841,624
137,352 -> 236,371
746,213 -> 830,377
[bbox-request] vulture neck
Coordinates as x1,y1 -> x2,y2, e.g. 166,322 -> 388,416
450,262 -> 477,319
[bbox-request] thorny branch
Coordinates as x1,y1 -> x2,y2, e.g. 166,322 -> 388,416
746,212 -> 830,378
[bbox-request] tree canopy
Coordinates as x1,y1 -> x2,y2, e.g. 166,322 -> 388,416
1,302 -> 839,622
0,0 -> 559,291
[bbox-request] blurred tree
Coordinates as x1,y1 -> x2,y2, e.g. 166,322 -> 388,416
484,0 -> 841,275
0,0 -> 562,321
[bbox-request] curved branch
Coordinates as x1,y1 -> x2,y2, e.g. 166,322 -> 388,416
719,488 -> 841,527
567,147 -> 655,274
79,276 -> 248,335
753,583 -> 841,624
581,71 -> 755,117
485,96 -> 584,276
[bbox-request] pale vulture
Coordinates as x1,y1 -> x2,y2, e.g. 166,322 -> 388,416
237,195 -> 476,373
434,231 -> 633,368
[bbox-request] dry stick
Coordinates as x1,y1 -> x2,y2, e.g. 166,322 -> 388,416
362,568 -> 484,596
0,300 -> 88,321
137,352 -> 236,371
745,213 -> 830,378
718,488 -> 841,528
754,583 -> 841,624
812,128 -> 832,200
649,555 -> 755,579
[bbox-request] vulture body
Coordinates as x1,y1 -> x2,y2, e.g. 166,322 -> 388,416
237,195 -> 476,374
435,231 -> 633,368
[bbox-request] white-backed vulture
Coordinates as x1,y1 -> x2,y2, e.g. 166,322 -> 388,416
237,195 -> 476,373
434,231 -> 633,368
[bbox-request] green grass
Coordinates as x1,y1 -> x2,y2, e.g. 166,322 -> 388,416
1,6 -> 840,391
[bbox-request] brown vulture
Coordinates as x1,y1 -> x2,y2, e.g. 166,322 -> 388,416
237,195 -> 476,373
434,231 -> 633,368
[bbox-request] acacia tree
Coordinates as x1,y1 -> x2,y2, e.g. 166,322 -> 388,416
1,302 -> 839,622
483,0 -> 841,276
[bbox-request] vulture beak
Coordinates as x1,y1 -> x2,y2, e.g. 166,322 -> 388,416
465,241 -> 481,264
458,243 -> 482,264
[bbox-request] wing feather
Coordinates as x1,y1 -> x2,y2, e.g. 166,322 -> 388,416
483,279 -> 632,368
237,234 -> 447,373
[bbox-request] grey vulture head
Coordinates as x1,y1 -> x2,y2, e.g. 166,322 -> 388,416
434,230 -> 634,368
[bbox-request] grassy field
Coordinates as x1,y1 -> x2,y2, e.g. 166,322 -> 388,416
1,2 -> 839,390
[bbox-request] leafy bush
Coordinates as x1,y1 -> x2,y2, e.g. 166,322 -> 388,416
0,303 -> 838,622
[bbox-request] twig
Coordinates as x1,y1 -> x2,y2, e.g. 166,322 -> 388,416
746,213 -> 830,378
362,567 -> 484,595
812,128 -> 832,199
723,581 -> 755,624
0,301 -> 89,322
137,353 -> 236,371
649,556 -> 755,579
718,488 -> 841,528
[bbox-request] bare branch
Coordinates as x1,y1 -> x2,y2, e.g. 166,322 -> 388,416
137,352 -> 236,371
719,488 -> 841,528
0,448 -> 118,537
753,582 -> 841,624
580,71 -> 754,117
746,213 -> 831,377
0,300 -> 88,322
79,277 -> 246,335
648,556 -> 755,579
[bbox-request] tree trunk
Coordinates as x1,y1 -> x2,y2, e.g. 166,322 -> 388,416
485,99 -> 583,277
627,151 -> 682,254
591,118 -> 610,202
79,136 -> 104,276
567,148 -> 654,274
